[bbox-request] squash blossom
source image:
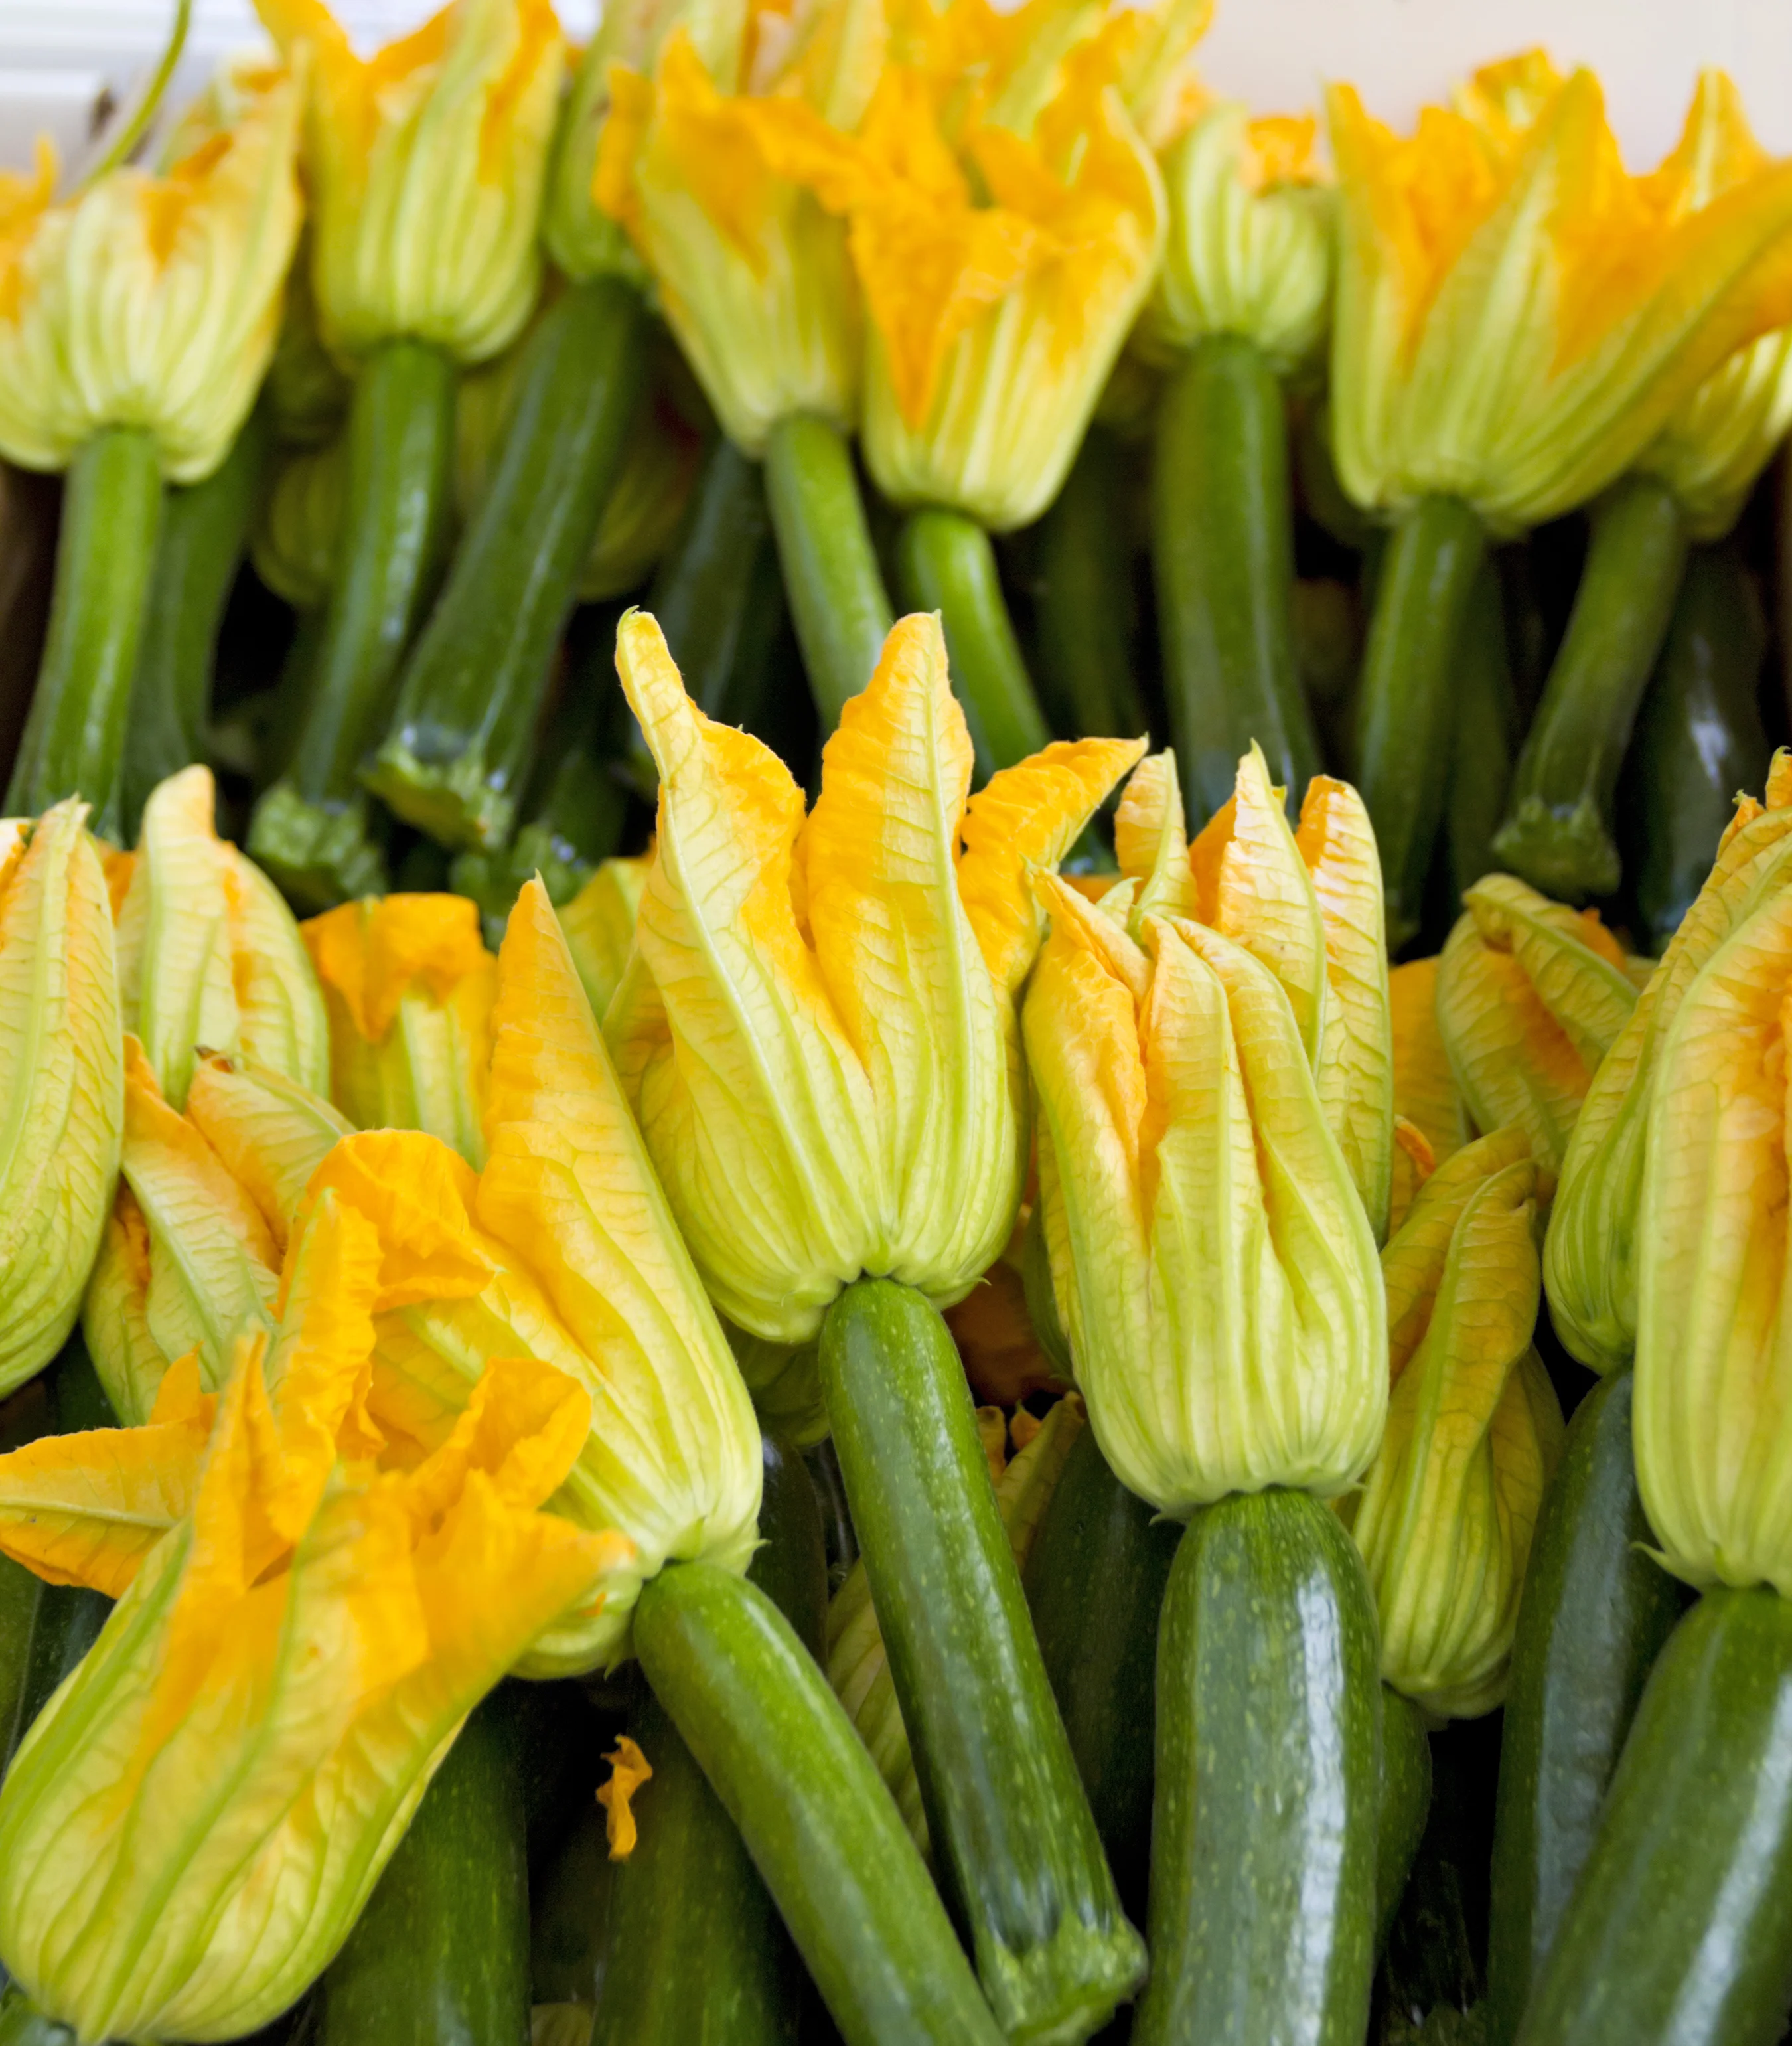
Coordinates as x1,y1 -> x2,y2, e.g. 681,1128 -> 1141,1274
607,606 -> 1143,1342
112,766 -> 329,1111
1434,874 -> 1642,1184
1347,1129 -> 1562,1716
0,800 -> 125,1395
302,893 -> 498,1169
558,852 -> 651,1023
0,1194 -> 629,2044
84,1042 -> 351,1425
1021,758 -> 1387,1515
1551,752 -> 1792,1373
1388,955 -> 1470,1233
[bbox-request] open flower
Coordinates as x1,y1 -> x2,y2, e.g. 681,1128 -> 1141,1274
302,894 -> 498,1168
0,1191 -> 627,2043
607,607 -> 1142,1342
1348,1129 -> 1563,1717
1551,751 -> 1792,1372
1327,52 -> 1792,532
113,766 -> 329,1111
256,0 -> 564,364
0,799 -> 124,1395
0,58 -> 303,481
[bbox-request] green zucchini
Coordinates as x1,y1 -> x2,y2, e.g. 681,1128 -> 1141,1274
1031,423 -> 1148,742
632,1561 -> 1005,2046
5,426 -> 164,842
1625,543 -> 1770,957
1444,566 -> 1519,909
316,1686 -> 530,2046
1135,1487 -> 1381,2046
1485,1366 -> 1687,2046
366,279 -> 648,852
248,338 -> 457,909
1493,475 -> 1688,904
530,1802 -> 614,2015
1154,331 -> 1321,825
1022,1423 -> 1181,1921
1354,493 -> 1487,953
895,508 -> 1051,779
1378,1686 -> 1434,1959
749,1435 -> 829,1660
819,1278 -> 1144,2041
1514,1585 -> 1792,2046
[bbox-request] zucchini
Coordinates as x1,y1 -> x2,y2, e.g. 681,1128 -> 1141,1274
1485,1366 -> 1686,2045
530,1803 -> 615,2015
819,1278 -> 1144,2041
366,279 -> 648,852
316,1686 -> 531,2045
1444,566 -> 1519,908
648,439 -> 777,722
1031,424 -> 1148,742
1514,1585 -> 1792,2046
1022,1423 -> 1181,1920
1378,1686 -> 1434,1959
1136,1487 -> 1381,2046
1154,332 -> 1321,825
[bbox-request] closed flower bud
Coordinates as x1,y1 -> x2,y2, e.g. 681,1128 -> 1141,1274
0,799 -> 125,1393
1349,1133 -> 1564,1717
1388,955 -> 1471,1233
608,607 -> 1142,1342
302,893 -> 498,1168
558,852 -> 652,1022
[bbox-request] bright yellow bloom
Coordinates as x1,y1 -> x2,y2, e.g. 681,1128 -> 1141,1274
0,799 -> 124,1395
558,852 -> 652,1022
84,1041 -> 351,1424
0,1192 -> 627,2043
1023,850 -> 1386,1515
595,0 -> 886,451
113,766 -> 328,1111
1349,1130 -> 1563,1717
597,1735 -> 654,1858
607,607 -> 1142,1342
0,62 -> 303,481
1327,53 -> 1792,532
1388,955 -> 1471,1233
1144,98 -> 1331,374
303,894 -> 498,1168
1435,875 -> 1640,1183
256,0 -> 565,364
1550,752 -> 1792,1373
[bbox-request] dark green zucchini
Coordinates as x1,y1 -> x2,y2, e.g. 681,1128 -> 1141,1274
1378,1686 -> 1434,1959
1485,1366 -> 1687,2046
366,279 -> 648,852
1515,1585 -> 1792,2046
818,1277 -> 1144,2040
749,1435 -> 828,1660
1031,423 -> 1148,742
649,439 -> 775,722
1023,1423 -> 1181,1922
1154,331 -> 1321,826
1135,1487 -> 1381,2046
530,1802 -> 615,2015
1444,566 -> 1519,909
316,1686 -> 530,2046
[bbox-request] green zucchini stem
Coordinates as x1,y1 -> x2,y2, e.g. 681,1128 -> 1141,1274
762,413 -> 893,731
6,426 -> 164,842
1154,332 -> 1322,827
247,337 -> 457,909
895,507 -> 1051,778
1354,491 -> 1487,953
819,1277 -> 1144,2043
632,1560 -> 1006,2046
1493,475 -> 1688,904
1032,424 -> 1150,743
366,279 -> 648,853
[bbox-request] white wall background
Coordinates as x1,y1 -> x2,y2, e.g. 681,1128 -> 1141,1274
6,0 -> 1792,175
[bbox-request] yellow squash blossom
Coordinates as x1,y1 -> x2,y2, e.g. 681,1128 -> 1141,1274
303,894 -> 498,1168
607,607 -> 1142,1343
0,1193 -> 628,2043
1551,753 -> 1792,1372
1348,1129 -> 1563,1717
558,852 -> 652,1022
0,60 -> 303,482
595,0 -> 886,452
1434,874 -> 1640,1183
0,799 -> 124,1395
1327,54 -> 1792,533
1022,860 -> 1386,1516
113,766 -> 329,1110
1388,955 -> 1471,1233
256,0 -> 564,364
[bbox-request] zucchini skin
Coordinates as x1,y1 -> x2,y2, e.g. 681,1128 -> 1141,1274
1023,1424 -> 1180,1921
1032,424 -> 1148,743
1515,1585 -> 1792,2046
1377,1684 -> 1433,1958
1135,1487 -> 1381,2046
316,1688 -> 531,2046
1486,1367 -> 1687,2045
820,1278 -> 1144,2043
